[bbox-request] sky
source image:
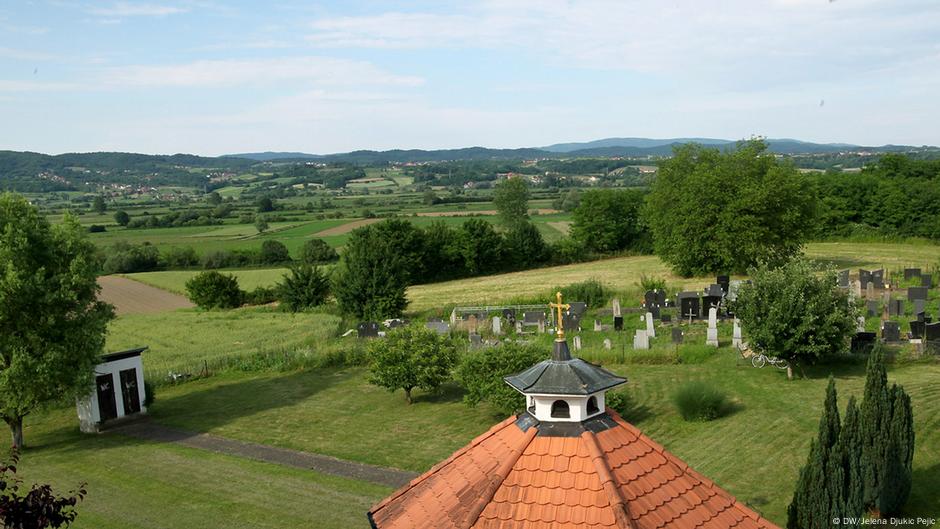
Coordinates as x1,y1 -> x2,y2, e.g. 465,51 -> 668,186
1,0 -> 939,156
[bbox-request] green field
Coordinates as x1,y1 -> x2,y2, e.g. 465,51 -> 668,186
18,408 -> 389,529
106,307 -> 341,376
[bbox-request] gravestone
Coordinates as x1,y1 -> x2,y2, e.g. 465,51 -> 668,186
612,299 -> 622,318
357,322 -> 380,338
888,299 -> 904,317
603,338 -> 612,350
866,282 -> 874,299
882,321 -> 901,343
732,319 -> 742,348
851,280 -> 862,299
644,290 -> 657,308
851,332 -> 877,354
925,322 -> 940,352
904,268 -> 922,280
469,332 -> 483,349
562,312 -> 582,332
677,292 -> 701,321
671,327 -> 684,344
716,275 -> 730,294
502,309 -> 516,326
661,314 -> 672,324
645,312 -> 656,338
426,321 -> 451,335
613,316 -> 623,331
702,294 -> 722,315
837,270 -> 850,288
572,335 -> 582,351
648,305 -> 661,319
911,320 -> 926,339
492,316 -> 502,335
633,330 -> 649,350
727,280 -> 744,302
922,275 -> 933,288
871,269 -> 885,289
866,300 -> 879,317
913,299 -> 926,316
568,302 -> 587,317
706,307 -> 719,347
857,316 -> 866,332
859,269 -> 872,287
515,321 -> 523,334
386,319 -> 406,329
706,284 -> 724,298
908,287 -> 928,301
593,319 -> 602,332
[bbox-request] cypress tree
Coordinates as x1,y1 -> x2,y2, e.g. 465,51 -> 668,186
859,348 -> 890,512
879,384 -> 914,515
838,397 -> 864,527
788,378 -> 841,529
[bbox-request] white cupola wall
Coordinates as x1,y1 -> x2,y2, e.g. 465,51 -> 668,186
526,391 -> 607,423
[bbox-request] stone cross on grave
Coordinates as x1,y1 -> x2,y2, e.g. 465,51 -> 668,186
685,307 -> 696,325
549,291 -> 571,341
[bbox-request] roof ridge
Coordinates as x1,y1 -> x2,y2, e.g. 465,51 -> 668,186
581,430 -> 639,529
367,414 -> 520,516
464,422 -> 538,525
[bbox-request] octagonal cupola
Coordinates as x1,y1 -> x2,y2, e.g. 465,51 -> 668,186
504,292 -> 626,423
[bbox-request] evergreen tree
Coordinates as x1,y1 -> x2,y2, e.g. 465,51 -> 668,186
859,348 -> 890,511
879,384 -> 914,515
838,397 -> 863,527
788,378 -> 841,529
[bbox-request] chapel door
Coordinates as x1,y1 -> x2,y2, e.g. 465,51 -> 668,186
96,374 -> 118,421
119,369 -> 141,415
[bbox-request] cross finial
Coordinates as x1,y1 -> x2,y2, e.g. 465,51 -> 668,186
549,291 -> 571,341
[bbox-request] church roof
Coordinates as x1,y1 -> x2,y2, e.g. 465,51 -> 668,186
367,410 -> 780,529
505,340 -> 627,396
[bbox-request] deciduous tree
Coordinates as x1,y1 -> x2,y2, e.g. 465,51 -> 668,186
278,264 -> 330,312
570,189 -> 647,254
493,177 -> 530,226
455,342 -> 545,415
367,325 -> 457,404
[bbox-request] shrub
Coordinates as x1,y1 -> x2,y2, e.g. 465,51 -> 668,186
201,249 -> 258,269
367,325 -> 458,404
185,271 -> 243,309
637,274 -> 667,292
455,342 -> 546,415
557,279 -> 610,308
102,242 -> 161,274
88,224 -> 106,233
278,264 -> 330,311
113,210 -> 130,226
243,286 -> 279,306
673,381 -> 730,421
161,246 -> 198,268
300,238 -> 338,264
259,240 -> 290,264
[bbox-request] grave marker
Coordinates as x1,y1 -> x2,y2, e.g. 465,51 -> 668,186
357,322 -> 380,338
837,270 -> 850,288
908,287 -> 928,301
857,316 -> 866,332
671,327 -> 684,344
922,275 -> 933,288
613,316 -> 624,331
732,319 -> 742,348
603,338 -> 612,350
866,300 -> 879,317
492,316 -> 502,335
882,321 -> 901,343
904,268 -> 922,280
612,299 -> 622,318
469,332 -> 483,349
572,335 -> 582,351
645,312 -> 656,338
426,321 -> 451,335
633,330 -> 649,350
851,332 -> 877,354
913,299 -> 926,316
706,307 -> 719,347
872,269 -> 885,289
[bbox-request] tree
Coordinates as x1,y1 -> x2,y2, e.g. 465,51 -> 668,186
503,221 -> 548,269
1,451 -> 86,528
254,216 -> 269,234
880,384 -> 913,516
646,139 -> 817,276
367,325 -> 457,404
113,210 -> 130,226
91,195 -> 106,214
256,196 -> 275,213
259,240 -> 290,264
838,397 -> 864,526
206,191 -> 222,206
458,218 -> 506,276
0,193 -> 114,449
493,177 -> 529,226
732,258 -> 857,379
455,342 -> 546,415
300,238 -> 338,265
184,271 -> 243,309
332,220 -> 421,319
570,189 -> 647,254
421,221 -> 466,282
278,264 -> 330,312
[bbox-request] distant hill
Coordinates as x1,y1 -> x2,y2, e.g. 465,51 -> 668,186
222,152 -> 323,162
541,137 -> 732,152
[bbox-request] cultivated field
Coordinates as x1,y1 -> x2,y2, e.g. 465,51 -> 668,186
97,275 -> 194,314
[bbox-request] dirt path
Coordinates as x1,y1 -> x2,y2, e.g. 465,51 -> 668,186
313,218 -> 383,237
112,419 -> 416,488
98,275 -> 194,315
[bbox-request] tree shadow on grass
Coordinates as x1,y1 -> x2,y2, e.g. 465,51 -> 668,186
906,462 -> 940,520
412,381 -> 465,405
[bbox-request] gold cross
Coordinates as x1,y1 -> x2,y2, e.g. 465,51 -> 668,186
549,291 -> 570,341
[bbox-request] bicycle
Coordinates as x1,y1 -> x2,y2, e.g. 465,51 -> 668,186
751,351 -> 789,370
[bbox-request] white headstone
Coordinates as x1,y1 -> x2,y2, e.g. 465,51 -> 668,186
593,320 -> 602,332
515,321 -> 523,333
612,298 -> 622,318
732,318 -> 742,348
706,307 -> 719,347
538,320 -> 546,333
492,316 -> 502,335
603,338 -> 612,350
857,316 -> 866,332
645,312 -> 656,338
852,280 -> 862,299
573,335 -> 582,351
633,330 -> 649,350
866,281 -> 874,298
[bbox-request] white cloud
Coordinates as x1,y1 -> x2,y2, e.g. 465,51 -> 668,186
0,80 -> 79,92
89,2 -> 188,17
99,56 -> 424,88
0,47 -> 56,61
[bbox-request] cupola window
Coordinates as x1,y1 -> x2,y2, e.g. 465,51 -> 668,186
587,396 -> 599,415
550,400 -> 570,419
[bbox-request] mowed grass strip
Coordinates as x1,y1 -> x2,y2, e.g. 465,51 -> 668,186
18,410 -> 389,529
125,268 -> 292,295
146,355 -> 940,526
106,308 -> 341,376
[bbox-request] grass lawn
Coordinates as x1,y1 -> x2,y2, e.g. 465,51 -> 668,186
125,268 -> 292,295
17,408 -> 389,529
142,353 -> 940,526
106,308 -> 342,376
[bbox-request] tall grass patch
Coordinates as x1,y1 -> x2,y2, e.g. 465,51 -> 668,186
673,380 -> 733,421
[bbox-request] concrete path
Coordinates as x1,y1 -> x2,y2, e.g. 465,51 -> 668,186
112,418 -> 417,489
